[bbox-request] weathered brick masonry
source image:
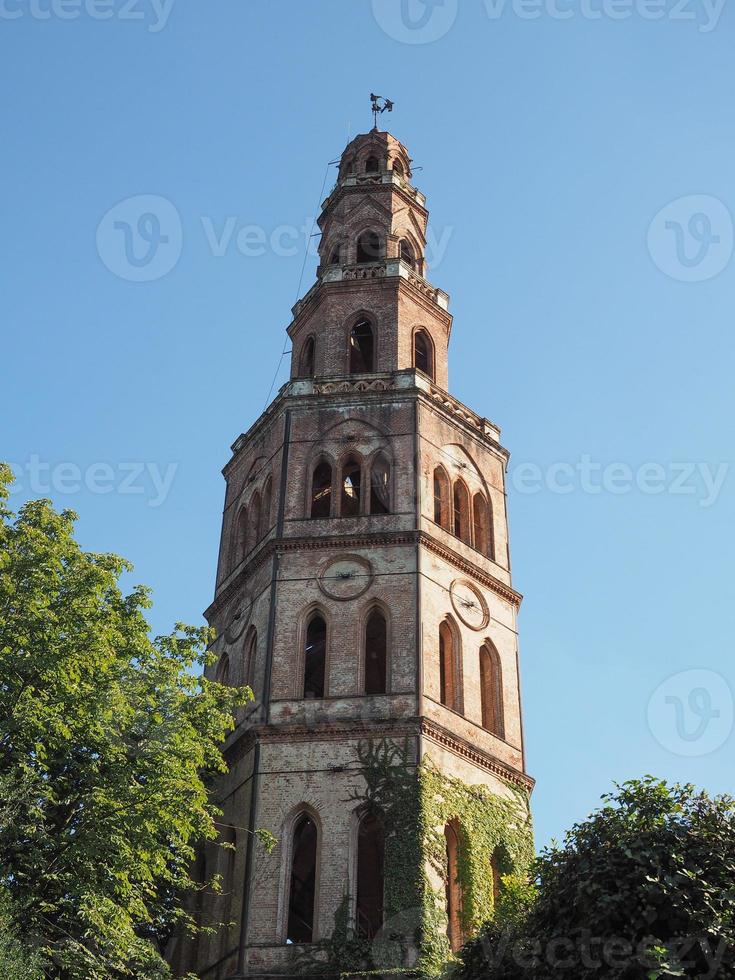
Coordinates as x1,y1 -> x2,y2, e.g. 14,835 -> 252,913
168,127 -> 533,980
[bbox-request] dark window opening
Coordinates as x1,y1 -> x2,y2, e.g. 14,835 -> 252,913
445,822 -> 465,952
303,615 -> 326,699
433,468 -> 450,530
439,621 -> 458,711
414,330 -> 434,379
287,815 -> 317,943
370,455 -> 390,515
350,320 -> 375,374
311,462 -> 332,519
356,231 -> 381,264
341,457 -> 362,517
216,654 -> 230,686
328,245 -> 342,266
248,492 -> 261,548
365,156 -> 380,173
365,610 -> 387,696
400,239 -> 416,269
356,812 -> 385,939
300,337 -> 315,378
453,481 -> 470,544
393,160 -> 404,177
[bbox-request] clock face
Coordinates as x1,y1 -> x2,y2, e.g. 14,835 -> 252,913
318,555 -> 374,601
223,595 -> 253,643
449,579 -> 489,631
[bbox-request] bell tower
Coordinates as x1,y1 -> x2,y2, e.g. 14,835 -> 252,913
169,118 -> 534,980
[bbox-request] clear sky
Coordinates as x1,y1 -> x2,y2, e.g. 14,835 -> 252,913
3,0 -> 734,850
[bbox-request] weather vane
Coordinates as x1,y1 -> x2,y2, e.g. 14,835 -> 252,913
370,93 -> 394,129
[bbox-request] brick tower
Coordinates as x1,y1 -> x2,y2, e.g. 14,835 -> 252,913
170,125 -> 534,980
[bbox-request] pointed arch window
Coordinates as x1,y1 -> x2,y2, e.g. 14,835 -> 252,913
472,493 -> 492,558
444,821 -> 465,952
248,492 -> 261,548
392,159 -> 404,177
364,609 -> 387,696
216,653 -> 230,686
303,614 -> 327,700
300,337 -> 315,378
453,480 -> 470,545
356,231 -> 381,265
328,245 -> 342,266
479,642 -> 504,738
349,319 -> 375,374
356,811 -> 385,939
235,506 -> 248,567
414,329 -> 434,379
365,156 -> 380,174
433,467 -> 450,530
261,478 -> 273,538
370,455 -> 391,515
341,456 -> 362,517
311,461 -> 332,519
439,620 -> 461,713
400,239 -> 416,269
244,628 -> 257,691
287,814 -> 318,944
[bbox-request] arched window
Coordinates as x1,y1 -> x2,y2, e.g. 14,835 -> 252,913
439,620 -> 461,713
472,493 -> 491,558
287,814 -> 318,944
370,455 -> 390,515
349,319 -> 375,374
300,337 -> 315,378
392,159 -> 404,177
444,821 -> 465,952
364,609 -> 387,695
303,614 -> 327,699
453,480 -> 470,544
248,492 -> 261,548
261,478 -> 273,538
400,239 -> 415,269
356,231 -> 381,264
356,811 -> 385,939
433,467 -> 450,530
414,329 -> 434,379
365,156 -> 380,173
235,506 -> 248,567
328,245 -> 342,266
311,461 -> 332,519
216,653 -> 230,686
341,456 -> 362,517
243,628 -> 257,691
479,642 -> 504,738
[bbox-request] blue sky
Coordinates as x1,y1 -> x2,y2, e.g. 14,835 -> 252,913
3,0 -> 734,850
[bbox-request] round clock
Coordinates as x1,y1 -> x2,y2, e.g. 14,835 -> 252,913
318,555 -> 374,601
449,579 -> 489,631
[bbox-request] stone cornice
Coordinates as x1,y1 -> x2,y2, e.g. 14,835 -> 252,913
420,718 -> 535,792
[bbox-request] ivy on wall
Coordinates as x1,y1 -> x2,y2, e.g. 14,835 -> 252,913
296,739 -> 534,979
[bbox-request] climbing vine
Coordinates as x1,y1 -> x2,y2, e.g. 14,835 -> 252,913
297,738 -> 534,979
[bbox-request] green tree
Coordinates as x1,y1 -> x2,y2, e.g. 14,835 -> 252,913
460,778 -> 735,979
0,464 -> 249,978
